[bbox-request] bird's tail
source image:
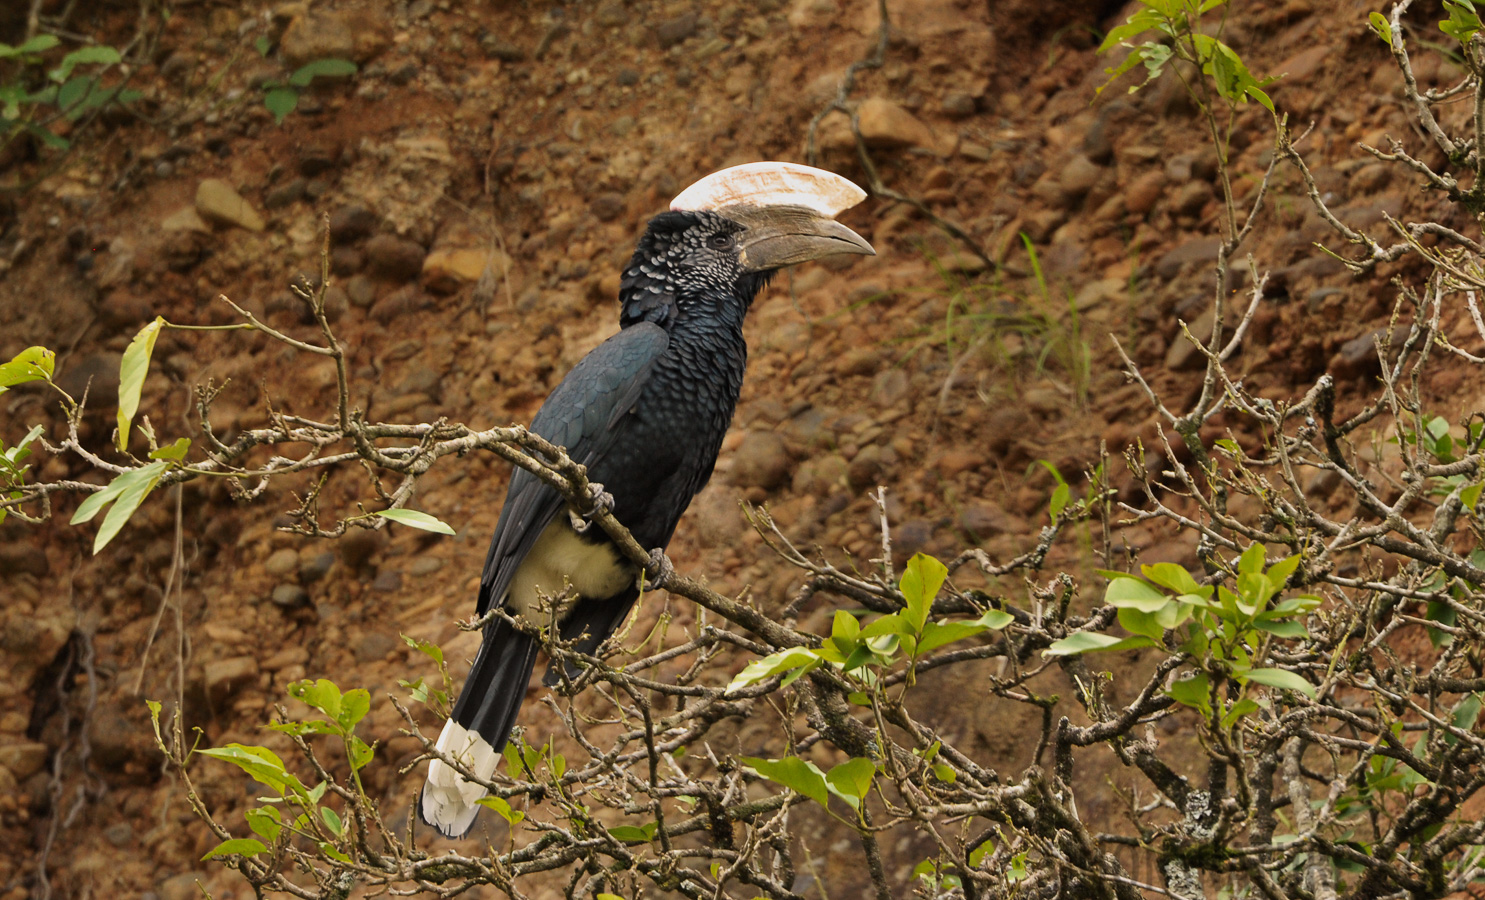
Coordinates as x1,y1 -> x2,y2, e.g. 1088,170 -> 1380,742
420,619 -> 538,838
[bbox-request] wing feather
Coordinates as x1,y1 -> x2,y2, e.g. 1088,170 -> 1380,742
476,323 -> 668,615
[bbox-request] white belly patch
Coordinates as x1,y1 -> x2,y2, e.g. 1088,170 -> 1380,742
506,518 -> 637,621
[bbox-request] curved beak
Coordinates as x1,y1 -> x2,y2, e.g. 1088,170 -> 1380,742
724,205 -> 875,272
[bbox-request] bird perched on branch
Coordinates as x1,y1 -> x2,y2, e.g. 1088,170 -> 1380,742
419,162 -> 874,837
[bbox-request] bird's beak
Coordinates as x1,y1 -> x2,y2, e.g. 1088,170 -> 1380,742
725,205 -> 876,272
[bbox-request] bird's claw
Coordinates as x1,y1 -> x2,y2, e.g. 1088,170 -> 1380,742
569,482 -> 615,534
643,549 -> 674,591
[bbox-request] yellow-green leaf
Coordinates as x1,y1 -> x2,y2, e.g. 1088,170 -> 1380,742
825,757 -> 875,809
149,437 -> 191,461
77,460 -> 168,554
202,838 -> 266,860
1243,667 -> 1315,698
740,755 -> 830,809
0,346 -> 55,389
116,317 -> 163,451
1043,632 -> 1155,657
374,508 -> 455,535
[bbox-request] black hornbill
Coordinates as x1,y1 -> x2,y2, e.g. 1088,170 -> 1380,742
421,163 -> 874,837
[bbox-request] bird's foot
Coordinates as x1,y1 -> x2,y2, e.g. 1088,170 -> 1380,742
569,482 -> 615,534
643,549 -> 674,591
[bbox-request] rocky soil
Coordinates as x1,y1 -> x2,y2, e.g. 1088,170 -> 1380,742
0,0 -> 1475,897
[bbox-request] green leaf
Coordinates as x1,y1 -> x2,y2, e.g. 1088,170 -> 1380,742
305,780 -> 328,804
860,612 -> 915,639
502,742 -> 524,778
1221,697 -> 1260,729
319,841 -> 352,864
320,806 -> 343,837
116,317 -> 163,451
931,763 -> 956,782
288,58 -> 357,87
900,553 -> 948,633
825,757 -> 875,809
607,821 -> 658,843
0,346 -> 56,389
1454,693 -> 1483,733
1442,1 -> 1483,44
0,35 -> 60,59
917,620 -> 990,654
1254,619 -> 1308,638
148,437 -> 191,461
1043,632 -> 1154,657
1264,594 -> 1322,617
969,837 -> 994,867
202,838 -> 266,860
50,45 -> 120,83
77,460 -> 167,554
264,86 -> 298,123
402,634 -> 444,666
254,35 -> 272,56
1096,9 -> 1163,53
1463,482 -> 1483,511
268,720 -> 338,736
1243,667 -> 1316,698
347,735 -> 373,771
1141,562 -> 1203,595
476,794 -> 526,825
337,688 -> 370,730
55,75 -> 94,114
727,646 -> 819,693
976,608 -> 1015,630
374,508 -> 455,535
1167,672 -> 1211,716
26,122 -> 69,150
1105,574 -> 1170,612
198,743 -> 296,795
290,679 -> 343,720
145,698 -> 165,745
780,655 -> 822,687
831,609 -> 861,642
1427,600 -> 1458,648
245,806 -> 282,842
1154,600 -> 1195,630
1048,482 -> 1070,518
1117,606 -> 1165,642
1266,554 -> 1302,584
914,607 -> 1011,654
1237,542 -> 1266,575
740,756 -> 830,809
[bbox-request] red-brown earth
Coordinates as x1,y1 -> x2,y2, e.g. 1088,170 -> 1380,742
0,0 -> 1476,897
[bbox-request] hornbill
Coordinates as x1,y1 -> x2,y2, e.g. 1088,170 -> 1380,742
420,162 -> 874,837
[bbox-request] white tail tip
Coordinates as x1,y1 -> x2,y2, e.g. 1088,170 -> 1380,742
421,720 -> 500,838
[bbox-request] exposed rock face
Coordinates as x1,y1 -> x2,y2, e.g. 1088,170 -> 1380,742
0,1 -> 1446,897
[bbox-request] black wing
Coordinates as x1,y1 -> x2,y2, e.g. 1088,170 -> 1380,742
475,322 -> 669,616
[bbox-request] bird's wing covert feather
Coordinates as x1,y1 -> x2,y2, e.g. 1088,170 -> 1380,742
476,322 -> 669,616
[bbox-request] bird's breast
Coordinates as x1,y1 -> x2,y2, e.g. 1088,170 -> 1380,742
505,518 -> 637,622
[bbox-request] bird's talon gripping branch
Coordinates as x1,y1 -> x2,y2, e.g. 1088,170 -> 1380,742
567,483 -> 614,534
644,549 -> 675,591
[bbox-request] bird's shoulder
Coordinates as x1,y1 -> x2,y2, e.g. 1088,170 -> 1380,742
528,322 -> 669,450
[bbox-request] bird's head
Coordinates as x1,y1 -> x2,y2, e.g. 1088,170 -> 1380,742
620,162 -> 874,328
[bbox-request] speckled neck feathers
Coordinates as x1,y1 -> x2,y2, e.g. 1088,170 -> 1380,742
618,210 -> 773,332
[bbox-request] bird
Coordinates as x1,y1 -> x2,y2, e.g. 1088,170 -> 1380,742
419,162 -> 875,838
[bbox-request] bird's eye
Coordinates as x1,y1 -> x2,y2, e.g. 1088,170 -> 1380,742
708,234 -> 733,250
